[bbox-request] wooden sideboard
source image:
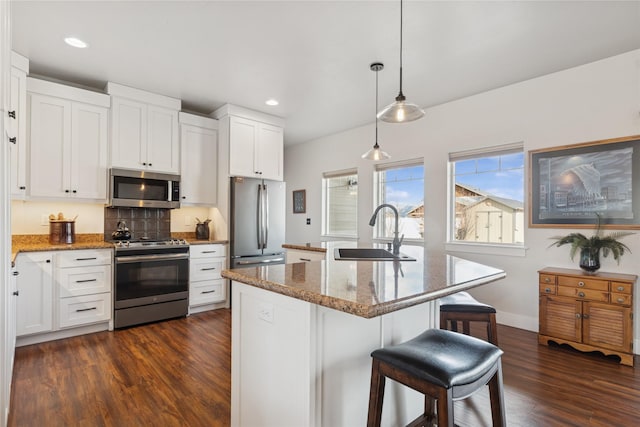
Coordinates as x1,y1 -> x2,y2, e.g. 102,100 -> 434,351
538,267 -> 636,366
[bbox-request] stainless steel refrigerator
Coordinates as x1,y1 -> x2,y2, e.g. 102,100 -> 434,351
230,176 -> 286,268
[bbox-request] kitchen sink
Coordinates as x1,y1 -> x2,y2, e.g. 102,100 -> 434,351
333,248 -> 416,261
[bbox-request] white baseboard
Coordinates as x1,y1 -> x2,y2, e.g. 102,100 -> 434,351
496,311 -> 538,333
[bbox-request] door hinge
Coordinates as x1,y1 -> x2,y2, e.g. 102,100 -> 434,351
7,110 -> 16,119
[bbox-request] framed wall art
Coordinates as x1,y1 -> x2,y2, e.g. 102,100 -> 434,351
293,189 -> 306,214
529,134 -> 640,229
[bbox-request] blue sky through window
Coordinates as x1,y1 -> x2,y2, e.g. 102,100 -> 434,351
454,153 -> 524,202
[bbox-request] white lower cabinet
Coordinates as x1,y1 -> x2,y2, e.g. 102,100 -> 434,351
189,244 -> 227,313
55,249 -> 112,329
15,249 -> 113,346
15,252 -> 54,336
285,248 -> 326,263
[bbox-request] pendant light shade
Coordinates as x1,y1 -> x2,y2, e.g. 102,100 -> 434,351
378,0 -> 425,124
362,62 -> 390,161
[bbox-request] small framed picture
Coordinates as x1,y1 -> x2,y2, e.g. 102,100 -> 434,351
293,190 -> 306,214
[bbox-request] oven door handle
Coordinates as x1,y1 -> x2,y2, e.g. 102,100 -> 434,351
115,253 -> 189,264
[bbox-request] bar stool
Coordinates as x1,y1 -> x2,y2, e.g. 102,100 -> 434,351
367,329 -> 506,427
439,291 -> 499,346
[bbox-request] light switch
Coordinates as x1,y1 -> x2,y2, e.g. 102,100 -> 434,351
41,214 -> 49,226
184,216 -> 191,226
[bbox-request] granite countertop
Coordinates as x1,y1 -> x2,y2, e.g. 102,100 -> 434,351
282,242 -> 329,253
223,243 -> 506,318
11,233 -> 228,265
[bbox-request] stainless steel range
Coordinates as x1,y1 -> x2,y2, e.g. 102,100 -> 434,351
113,239 -> 189,328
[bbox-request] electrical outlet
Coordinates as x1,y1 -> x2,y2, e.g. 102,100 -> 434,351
258,302 -> 274,323
41,214 -> 49,226
184,216 -> 191,226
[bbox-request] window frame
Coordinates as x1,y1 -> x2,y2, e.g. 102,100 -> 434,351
446,143 -> 526,257
321,168 -> 359,239
372,158 -> 425,243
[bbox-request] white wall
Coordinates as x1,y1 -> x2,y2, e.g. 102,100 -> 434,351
284,50 -> 640,347
10,201 -> 218,237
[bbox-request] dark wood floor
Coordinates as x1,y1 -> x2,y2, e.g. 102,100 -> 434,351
8,309 -> 640,426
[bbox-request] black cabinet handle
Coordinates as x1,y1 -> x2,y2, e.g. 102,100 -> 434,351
149,163 -> 152,166
201,290 -> 217,294
8,110 -> 16,119
201,251 -> 217,254
9,137 -> 16,144
76,307 -> 97,312
13,291 -> 19,296
76,257 -> 97,261
12,271 -> 19,276
201,267 -> 216,271
19,186 -> 26,190
300,258 -> 311,262
45,259 -> 51,263
72,190 -> 77,194
142,162 -> 147,166
75,279 -> 97,283
65,190 -> 70,193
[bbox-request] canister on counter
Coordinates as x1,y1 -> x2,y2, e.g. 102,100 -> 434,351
49,220 -> 75,244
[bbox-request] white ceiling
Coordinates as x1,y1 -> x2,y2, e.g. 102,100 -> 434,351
11,1 -> 640,146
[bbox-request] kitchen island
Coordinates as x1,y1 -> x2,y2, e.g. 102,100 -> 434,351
222,244 -> 505,427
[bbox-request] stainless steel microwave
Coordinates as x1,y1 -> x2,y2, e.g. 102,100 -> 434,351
109,168 -> 180,209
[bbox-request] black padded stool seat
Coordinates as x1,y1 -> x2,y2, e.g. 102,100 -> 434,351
367,329 -> 506,427
440,291 -> 498,345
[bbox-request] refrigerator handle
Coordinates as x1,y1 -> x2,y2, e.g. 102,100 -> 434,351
264,184 -> 269,248
257,184 -> 264,249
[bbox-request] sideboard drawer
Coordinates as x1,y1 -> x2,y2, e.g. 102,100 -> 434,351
539,274 -> 557,285
557,286 -> 608,302
539,283 -> 556,295
611,293 -> 632,306
611,282 -> 632,294
557,276 -> 608,291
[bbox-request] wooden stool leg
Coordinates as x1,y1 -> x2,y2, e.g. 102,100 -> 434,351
367,359 -> 386,427
436,388 -> 455,427
488,361 -> 506,427
488,313 -> 499,346
462,320 -> 471,335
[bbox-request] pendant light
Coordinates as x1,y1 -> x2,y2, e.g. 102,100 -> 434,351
377,0 -> 425,123
362,62 -> 391,160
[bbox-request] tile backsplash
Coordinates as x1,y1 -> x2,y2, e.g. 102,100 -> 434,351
104,207 -> 171,241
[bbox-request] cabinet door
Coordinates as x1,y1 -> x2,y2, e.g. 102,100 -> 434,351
6,267 -> 18,389
256,123 -> 284,181
583,301 -> 632,353
539,294 -> 581,342
229,116 -> 258,178
29,93 -> 71,198
70,102 -> 108,200
9,66 -> 28,197
16,252 -> 54,336
111,96 -> 147,170
180,124 -> 218,205
147,105 -> 179,173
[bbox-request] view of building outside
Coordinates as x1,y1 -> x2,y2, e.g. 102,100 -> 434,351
374,163 -> 424,240
323,172 -> 358,237
452,151 -> 525,244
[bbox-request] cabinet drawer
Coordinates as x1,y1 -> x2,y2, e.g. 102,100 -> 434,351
58,293 -> 111,328
557,286 -> 609,302
190,258 -> 224,281
190,244 -> 226,259
611,282 -> 633,294
190,279 -> 225,306
57,264 -> 112,297
55,249 -> 111,267
611,293 -> 632,306
286,249 -> 326,263
557,276 -> 608,291
539,274 -> 557,285
539,283 -> 556,295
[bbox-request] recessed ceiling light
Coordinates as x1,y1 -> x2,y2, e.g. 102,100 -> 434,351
64,37 -> 88,48
265,99 -> 279,106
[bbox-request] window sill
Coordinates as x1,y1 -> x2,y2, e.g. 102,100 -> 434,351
445,241 -> 527,257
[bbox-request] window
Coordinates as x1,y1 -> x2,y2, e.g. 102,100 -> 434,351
322,170 -> 358,237
449,143 -> 524,245
373,159 -> 424,240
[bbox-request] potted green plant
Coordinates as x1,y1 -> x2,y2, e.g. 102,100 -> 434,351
549,214 -> 633,273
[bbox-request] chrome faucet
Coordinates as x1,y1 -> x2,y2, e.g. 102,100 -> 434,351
369,204 -> 404,255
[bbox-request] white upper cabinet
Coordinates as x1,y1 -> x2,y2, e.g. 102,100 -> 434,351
107,82 -> 180,174
179,112 -> 219,206
9,51 -> 29,198
214,104 -> 284,182
27,78 -> 109,201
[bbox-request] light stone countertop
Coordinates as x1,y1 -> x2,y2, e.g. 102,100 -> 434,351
223,243 -> 506,318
